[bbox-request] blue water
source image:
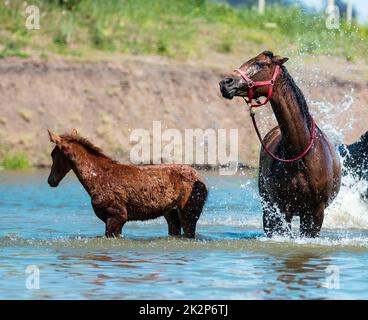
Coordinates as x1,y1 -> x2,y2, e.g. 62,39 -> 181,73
1,170 -> 368,299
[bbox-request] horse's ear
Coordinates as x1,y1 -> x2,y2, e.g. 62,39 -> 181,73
71,128 -> 78,138
48,129 -> 61,144
273,55 -> 289,65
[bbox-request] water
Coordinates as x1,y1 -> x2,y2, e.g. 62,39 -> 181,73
1,170 -> 368,300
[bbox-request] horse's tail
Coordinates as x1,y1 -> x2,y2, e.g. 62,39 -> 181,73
176,165 -> 208,210
190,178 -> 208,212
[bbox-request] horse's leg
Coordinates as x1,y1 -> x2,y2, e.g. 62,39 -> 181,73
179,210 -> 198,239
300,205 -> 324,238
164,208 -> 182,236
259,171 -> 292,237
180,181 -> 207,238
262,201 -> 275,237
262,205 -> 291,237
105,207 -> 127,238
105,218 -> 125,238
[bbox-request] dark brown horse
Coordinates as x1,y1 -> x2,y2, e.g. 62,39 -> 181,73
47,129 -> 208,238
339,131 -> 368,200
219,51 -> 341,237
339,131 -> 368,182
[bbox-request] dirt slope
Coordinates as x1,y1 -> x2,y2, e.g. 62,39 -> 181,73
0,54 -> 367,168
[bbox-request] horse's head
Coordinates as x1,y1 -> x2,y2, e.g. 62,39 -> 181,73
47,129 -> 76,187
219,51 -> 288,100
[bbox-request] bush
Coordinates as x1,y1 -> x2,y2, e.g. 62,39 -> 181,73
1,153 -> 31,170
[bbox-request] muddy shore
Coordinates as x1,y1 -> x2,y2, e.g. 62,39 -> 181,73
0,54 -> 367,168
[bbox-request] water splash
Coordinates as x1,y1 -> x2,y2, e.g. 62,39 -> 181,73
325,168 -> 368,231
311,93 -> 368,230
310,94 -> 356,144
256,88 -> 368,232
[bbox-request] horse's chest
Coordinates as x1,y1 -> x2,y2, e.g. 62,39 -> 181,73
266,167 -> 312,201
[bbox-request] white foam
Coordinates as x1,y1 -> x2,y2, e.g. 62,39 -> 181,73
309,95 -> 368,231
325,174 -> 368,230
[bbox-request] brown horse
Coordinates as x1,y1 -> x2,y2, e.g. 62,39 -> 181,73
47,129 -> 208,238
219,51 -> 341,237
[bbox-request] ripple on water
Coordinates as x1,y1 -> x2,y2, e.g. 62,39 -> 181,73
2,170 -> 368,299
2,230 -> 368,254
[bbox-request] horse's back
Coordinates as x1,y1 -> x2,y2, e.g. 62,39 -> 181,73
136,163 -> 205,185
115,163 -> 207,219
144,164 -> 208,208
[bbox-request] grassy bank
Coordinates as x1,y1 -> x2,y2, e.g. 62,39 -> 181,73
1,0 -> 367,61
0,152 -> 31,170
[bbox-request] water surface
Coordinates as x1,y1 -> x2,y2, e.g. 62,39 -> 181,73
1,170 -> 368,299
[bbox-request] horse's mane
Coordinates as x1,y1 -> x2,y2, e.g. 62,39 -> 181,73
61,133 -> 118,164
280,65 -> 311,121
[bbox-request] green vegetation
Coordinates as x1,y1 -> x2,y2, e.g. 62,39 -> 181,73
1,0 -> 367,61
1,152 -> 31,170
0,42 -> 29,58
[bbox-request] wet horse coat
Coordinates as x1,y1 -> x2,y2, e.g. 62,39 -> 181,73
219,51 -> 341,237
339,131 -> 368,181
47,130 -> 208,238
339,131 -> 368,200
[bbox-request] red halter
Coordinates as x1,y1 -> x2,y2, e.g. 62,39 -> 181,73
234,64 -> 280,108
234,65 -> 316,163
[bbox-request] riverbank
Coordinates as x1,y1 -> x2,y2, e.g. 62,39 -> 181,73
0,53 -> 367,168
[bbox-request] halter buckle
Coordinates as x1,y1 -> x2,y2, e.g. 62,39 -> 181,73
247,81 -> 253,88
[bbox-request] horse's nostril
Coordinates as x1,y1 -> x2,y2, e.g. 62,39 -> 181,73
224,77 -> 234,85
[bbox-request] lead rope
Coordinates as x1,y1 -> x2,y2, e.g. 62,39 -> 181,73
247,102 -> 316,163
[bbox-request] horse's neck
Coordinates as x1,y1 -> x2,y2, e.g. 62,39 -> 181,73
270,68 -> 312,156
66,146 -> 106,196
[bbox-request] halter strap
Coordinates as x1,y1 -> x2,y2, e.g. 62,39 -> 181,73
235,64 -> 316,163
250,111 -> 316,163
234,65 -> 280,108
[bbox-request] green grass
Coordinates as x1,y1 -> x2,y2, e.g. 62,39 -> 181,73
0,42 -> 29,58
0,0 -> 367,61
1,152 -> 31,170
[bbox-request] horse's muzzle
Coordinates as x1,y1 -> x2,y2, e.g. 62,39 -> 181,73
219,77 -> 241,99
48,175 -> 58,187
